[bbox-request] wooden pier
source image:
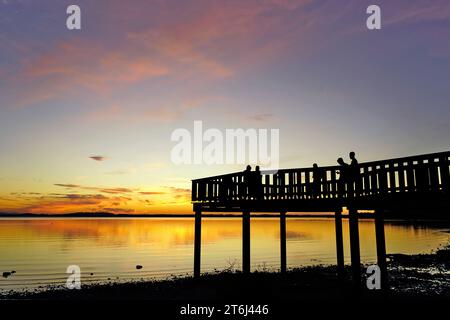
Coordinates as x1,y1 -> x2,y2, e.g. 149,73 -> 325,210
191,151 -> 450,288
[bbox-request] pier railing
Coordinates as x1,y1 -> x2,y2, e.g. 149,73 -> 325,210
192,151 -> 450,204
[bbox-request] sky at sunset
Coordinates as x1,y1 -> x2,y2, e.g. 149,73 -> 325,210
1,0 -> 450,214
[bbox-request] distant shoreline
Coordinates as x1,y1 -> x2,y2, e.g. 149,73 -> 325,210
1,212 -> 450,221
0,212 -> 337,218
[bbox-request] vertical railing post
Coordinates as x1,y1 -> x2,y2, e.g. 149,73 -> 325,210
439,155 -> 449,193
406,161 -> 415,192
335,208 -> 345,281
280,211 -> 287,273
389,163 -> 396,193
330,170 -> 337,198
265,174 -> 270,200
375,209 -> 388,290
242,211 -> 251,274
398,162 -> 405,193
349,208 -> 361,288
429,157 -> 439,192
191,181 -> 196,201
371,166 -> 378,195
194,209 -> 202,278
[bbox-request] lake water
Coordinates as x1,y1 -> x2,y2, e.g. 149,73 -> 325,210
0,217 -> 449,293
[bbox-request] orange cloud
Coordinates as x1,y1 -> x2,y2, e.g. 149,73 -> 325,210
163,187 -> 191,202
139,191 -> 166,195
0,190 -> 141,214
102,208 -> 135,213
2,183 -> 189,213
0,188 -> 192,214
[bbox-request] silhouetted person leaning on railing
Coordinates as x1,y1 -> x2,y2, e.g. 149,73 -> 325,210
337,157 -> 349,197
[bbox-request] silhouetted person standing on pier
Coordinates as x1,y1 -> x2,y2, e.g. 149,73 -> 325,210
349,151 -> 358,167
349,151 -> 360,196
312,163 -> 324,198
337,157 -> 349,197
243,165 -> 252,199
253,166 -> 263,200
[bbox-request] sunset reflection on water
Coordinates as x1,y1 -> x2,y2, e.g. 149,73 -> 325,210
0,218 -> 448,292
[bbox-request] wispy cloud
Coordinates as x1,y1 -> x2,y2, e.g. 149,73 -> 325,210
54,183 -> 134,194
89,155 -> 107,162
8,192 -> 134,214
247,113 -> 276,123
84,96 -> 222,124
139,191 -> 166,195
54,184 -> 79,188
1,183 -> 191,213
164,186 -> 191,201
85,104 -> 187,123
383,1 -> 450,26
102,208 -> 135,214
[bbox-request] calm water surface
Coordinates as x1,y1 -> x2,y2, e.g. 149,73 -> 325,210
0,218 -> 449,292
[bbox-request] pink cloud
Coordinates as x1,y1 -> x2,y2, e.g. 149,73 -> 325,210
20,41 -> 168,95
126,0 -> 317,77
7,0 -> 319,108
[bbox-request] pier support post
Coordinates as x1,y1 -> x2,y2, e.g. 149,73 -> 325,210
242,211 -> 251,274
334,208 -> 345,280
375,209 -> 388,290
194,209 -> 202,278
348,208 -> 361,287
280,211 -> 287,273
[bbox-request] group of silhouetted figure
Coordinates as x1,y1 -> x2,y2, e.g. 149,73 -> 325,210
313,151 -> 361,198
243,165 -> 264,200
219,151 -> 362,201
219,165 -> 263,201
